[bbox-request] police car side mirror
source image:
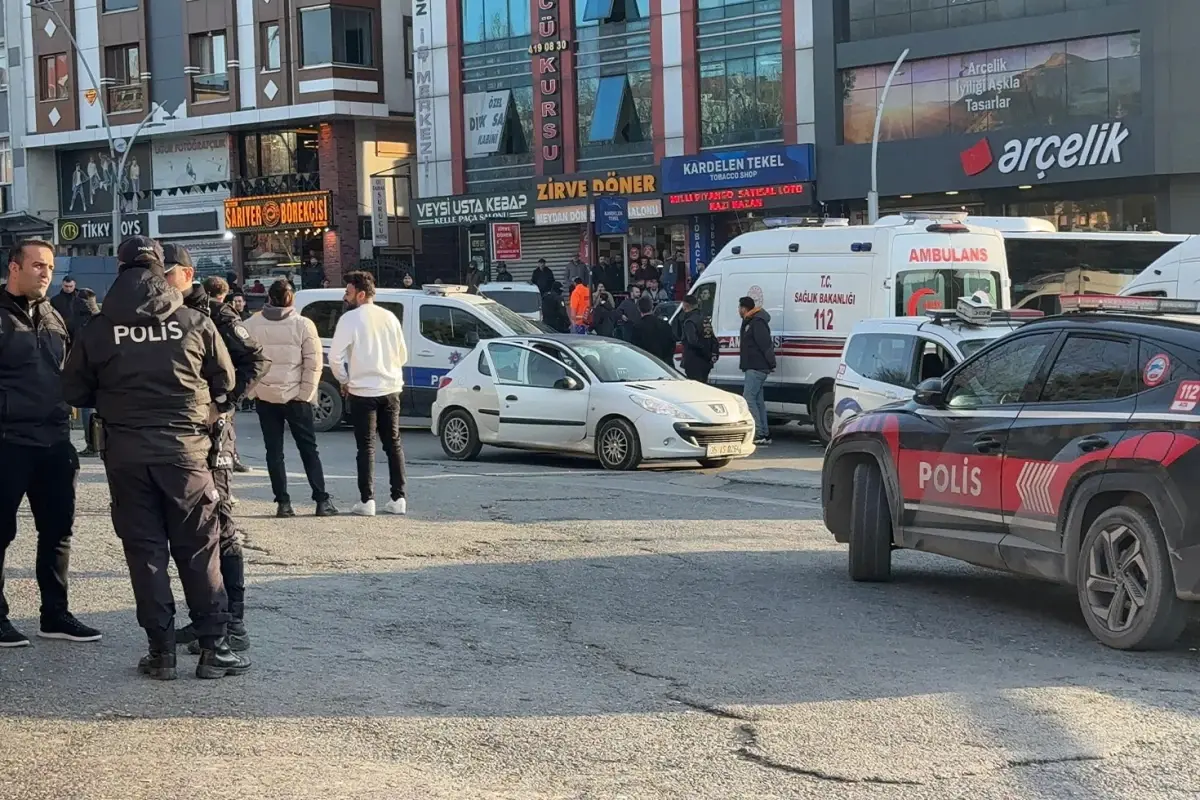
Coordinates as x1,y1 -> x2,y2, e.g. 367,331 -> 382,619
914,378 -> 945,407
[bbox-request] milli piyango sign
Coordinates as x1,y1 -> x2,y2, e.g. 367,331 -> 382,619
223,191 -> 332,233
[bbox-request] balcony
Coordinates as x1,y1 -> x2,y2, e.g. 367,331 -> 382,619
192,72 -> 230,104
231,173 -> 321,198
107,83 -> 143,114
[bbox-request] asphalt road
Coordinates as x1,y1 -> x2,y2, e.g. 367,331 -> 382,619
1,417 -> 1198,799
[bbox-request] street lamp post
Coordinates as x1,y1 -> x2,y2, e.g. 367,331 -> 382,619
868,48 -> 910,224
30,0 -> 172,254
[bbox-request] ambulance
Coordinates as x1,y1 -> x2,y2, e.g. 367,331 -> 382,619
684,212 -> 1011,444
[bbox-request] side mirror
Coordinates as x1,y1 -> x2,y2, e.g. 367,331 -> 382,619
914,377 -> 945,407
554,375 -> 581,391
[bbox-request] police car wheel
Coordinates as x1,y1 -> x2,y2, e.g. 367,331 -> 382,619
848,462 -> 892,582
596,418 -> 642,471
813,391 -> 835,446
313,382 -> 343,433
1077,505 -> 1187,651
440,409 -> 482,461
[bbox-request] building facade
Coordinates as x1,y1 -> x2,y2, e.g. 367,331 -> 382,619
413,0 -> 819,286
4,0 -> 421,285
814,0 -> 1200,234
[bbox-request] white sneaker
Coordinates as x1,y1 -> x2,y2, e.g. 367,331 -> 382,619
351,500 -> 376,516
383,498 -> 407,515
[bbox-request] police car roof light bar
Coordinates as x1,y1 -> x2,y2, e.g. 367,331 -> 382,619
423,284 -> 471,296
898,211 -> 968,224
925,308 -> 1045,325
1060,294 -> 1200,315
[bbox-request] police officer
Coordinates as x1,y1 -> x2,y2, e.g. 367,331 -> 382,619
61,237 -> 250,680
164,245 -> 269,654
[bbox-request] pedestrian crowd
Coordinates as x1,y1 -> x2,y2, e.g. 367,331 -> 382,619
0,236 -> 413,681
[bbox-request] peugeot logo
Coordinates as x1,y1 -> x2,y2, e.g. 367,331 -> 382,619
710,403 -> 727,415
59,220 -> 80,241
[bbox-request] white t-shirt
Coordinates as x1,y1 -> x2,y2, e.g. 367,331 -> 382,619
328,303 -> 408,397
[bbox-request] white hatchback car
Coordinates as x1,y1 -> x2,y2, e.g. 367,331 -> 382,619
432,335 -> 757,470
834,302 -> 1043,432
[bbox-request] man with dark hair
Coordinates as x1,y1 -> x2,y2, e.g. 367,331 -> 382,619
630,294 -> 677,364
74,288 -> 102,457
229,293 -> 248,320
164,244 -> 269,653
63,236 -> 248,680
243,279 -> 335,518
331,271 -> 409,516
200,272 -> 250,472
679,294 -> 719,383
51,275 -> 89,341
531,258 -> 554,295
203,275 -> 230,301
0,239 -> 101,648
738,295 -> 776,446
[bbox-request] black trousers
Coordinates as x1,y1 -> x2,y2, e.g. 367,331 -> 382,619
0,441 -> 77,621
211,467 -> 245,622
348,393 -> 407,503
684,361 -> 713,384
106,462 -> 228,645
256,400 -> 329,504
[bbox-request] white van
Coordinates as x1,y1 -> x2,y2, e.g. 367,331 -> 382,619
1118,236 -> 1200,298
478,281 -> 543,323
293,285 -> 544,431
684,212 -> 1011,443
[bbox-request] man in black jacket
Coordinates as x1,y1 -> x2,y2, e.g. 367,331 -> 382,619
170,246 -> 269,654
62,236 -> 249,681
630,295 -> 677,365
738,296 -> 776,446
530,258 -> 554,295
0,239 -> 102,648
50,275 -> 88,336
541,281 -> 571,333
679,294 -> 719,383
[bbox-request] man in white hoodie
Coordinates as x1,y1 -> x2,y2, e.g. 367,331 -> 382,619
329,271 -> 408,516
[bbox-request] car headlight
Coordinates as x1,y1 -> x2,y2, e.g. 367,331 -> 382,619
734,396 -> 750,415
629,394 -> 691,419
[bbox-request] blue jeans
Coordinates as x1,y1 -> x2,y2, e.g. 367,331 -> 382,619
80,408 -> 95,450
743,369 -> 769,439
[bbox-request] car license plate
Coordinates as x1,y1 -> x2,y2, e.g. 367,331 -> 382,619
706,442 -> 743,457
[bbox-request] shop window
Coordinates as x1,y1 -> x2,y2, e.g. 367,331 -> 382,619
300,6 -> 374,67
190,32 -> 230,103
262,23 -> 281,72
404,17 -> 414,78
587,76 -> 642,144
38,53 -> 69,102
105,44 -> 142,113
841,33 -> 1141,144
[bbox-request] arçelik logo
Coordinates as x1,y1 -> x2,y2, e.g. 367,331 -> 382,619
960,138 -> 994,177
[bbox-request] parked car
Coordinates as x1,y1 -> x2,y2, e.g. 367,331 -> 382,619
432,335 -> 756,470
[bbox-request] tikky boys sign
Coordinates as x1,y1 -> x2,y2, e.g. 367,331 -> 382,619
531,0 -> 572,175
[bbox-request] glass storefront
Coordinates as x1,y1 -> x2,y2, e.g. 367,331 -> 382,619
241,232 -> 325,288
839,0 -> 1134,42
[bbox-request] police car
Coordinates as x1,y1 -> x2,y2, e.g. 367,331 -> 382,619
833,293 -> 1043,433
823,294 -> 1200,651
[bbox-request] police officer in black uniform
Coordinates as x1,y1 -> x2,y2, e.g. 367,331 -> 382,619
164,245 -> 269,653
62,237 -> 250,680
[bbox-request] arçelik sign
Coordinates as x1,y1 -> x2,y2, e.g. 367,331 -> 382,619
961,121 -> 1130,182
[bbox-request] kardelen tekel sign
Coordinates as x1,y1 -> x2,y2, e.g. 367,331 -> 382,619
223,191 -> 332,233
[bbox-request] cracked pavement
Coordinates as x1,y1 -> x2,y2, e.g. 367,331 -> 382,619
1,420 -> 1199,799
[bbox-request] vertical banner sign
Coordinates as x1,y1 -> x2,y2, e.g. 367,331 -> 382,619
490,222 -> 523,261
531,0 -> 569,175
370,177 -> 390,247
413,0 -> 437,193
689,215 -> 711,279
578,223 -> 593,264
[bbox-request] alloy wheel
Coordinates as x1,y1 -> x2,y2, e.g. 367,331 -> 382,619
444,417 -> 470,454
1085,523 -> 1150,633
601,427 -> 628,466
314,392 -> 334,425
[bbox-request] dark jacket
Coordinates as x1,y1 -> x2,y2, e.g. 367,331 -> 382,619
51,290 -> 89,338
590,264 -> 606,290
0,291 -> 71,447
531,265 -> 555,295
61,267 -> 235,466
738,308 -> 776,373
69,293 -> 101,340
183,288 -> 270,403
614,296 -> 640,341
631,313 -> 677,365
680,309 -> 720,375
591,299 -> 617,338
541,290 -> 570,333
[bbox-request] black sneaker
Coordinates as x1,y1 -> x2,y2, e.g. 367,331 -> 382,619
315,499 -> 339,517
38,613 -> 102,643
186,621 -> 249,654
137,649 -> 178,681
196,640 -> 252,679
78,448 -> 99,458
276,502 -> 296,518
0,619 -> 30,648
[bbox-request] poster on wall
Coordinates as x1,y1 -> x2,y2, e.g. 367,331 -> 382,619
490,222 -> 522,261
151,134 -> 229,189
58,144 -> 154,216
162,237 -> 235,277
464,90 -> 513,158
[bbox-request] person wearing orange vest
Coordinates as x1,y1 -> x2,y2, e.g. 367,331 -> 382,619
568,278 -> 592,334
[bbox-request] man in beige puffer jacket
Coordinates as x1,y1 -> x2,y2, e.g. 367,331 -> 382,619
242,281 -> 338,518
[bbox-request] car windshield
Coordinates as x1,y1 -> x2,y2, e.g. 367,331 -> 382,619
958,338 -> 996,359
482,289 -> 541,314
569,340 -> 682,383
476,300 -> 543,334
